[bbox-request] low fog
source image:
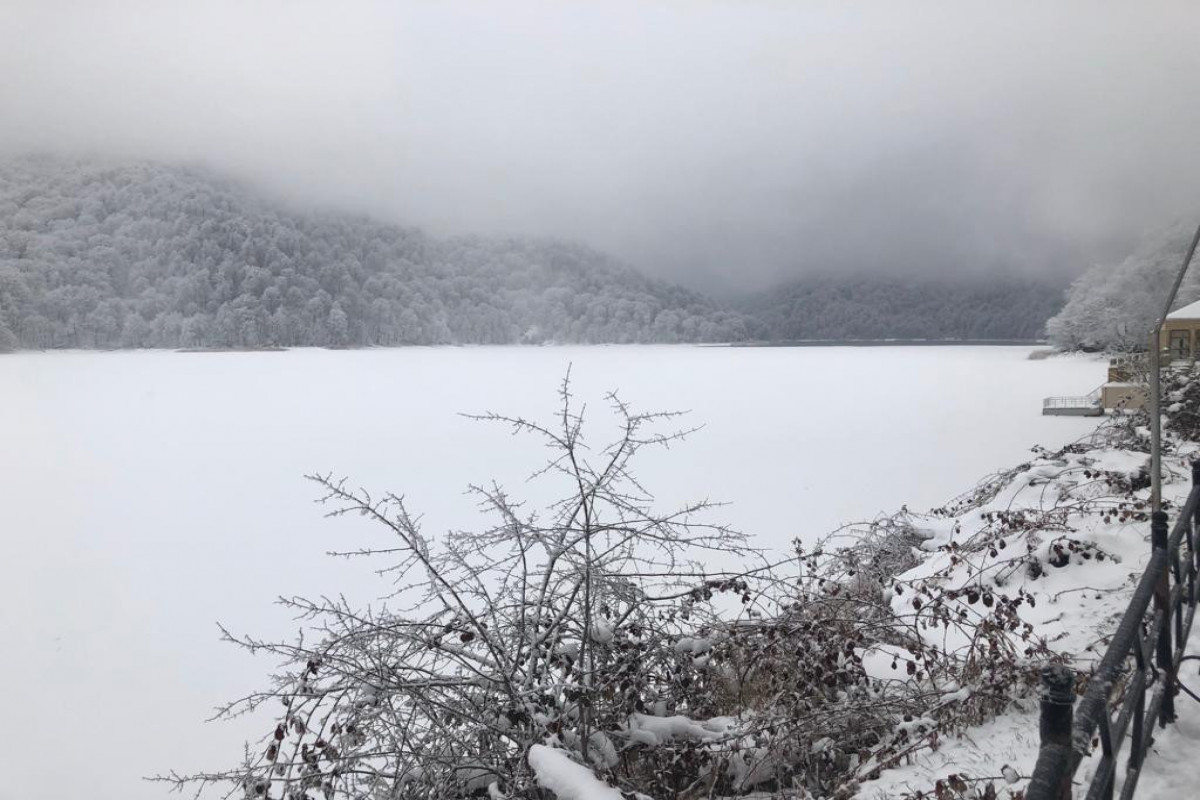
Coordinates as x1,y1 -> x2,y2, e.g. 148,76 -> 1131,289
3,0 -> 1200,291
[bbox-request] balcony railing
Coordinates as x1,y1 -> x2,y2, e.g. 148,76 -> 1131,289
1043,388 -> 1103,412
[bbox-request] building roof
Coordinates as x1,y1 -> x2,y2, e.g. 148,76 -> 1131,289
1167,298 -> 1200,320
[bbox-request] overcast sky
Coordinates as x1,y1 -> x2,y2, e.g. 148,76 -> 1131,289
3,0 -> 1200,292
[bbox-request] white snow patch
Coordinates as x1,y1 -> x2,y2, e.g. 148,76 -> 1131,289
589,619 -> 615,644
624,713 -> 734,746
528,745 -> 624,800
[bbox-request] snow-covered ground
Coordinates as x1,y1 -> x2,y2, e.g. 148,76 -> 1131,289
852,419 -> 1198,799
1134,632 -> 1200,798
0,345 -> 1103,800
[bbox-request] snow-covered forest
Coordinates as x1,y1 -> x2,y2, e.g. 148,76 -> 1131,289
738,275 -> 1065,342
0,157 -> 1073,352
1047,222 -> 1200,351
0,157 -> 748,350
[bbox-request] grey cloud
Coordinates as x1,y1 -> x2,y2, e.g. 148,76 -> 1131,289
3,0 -> 1199,292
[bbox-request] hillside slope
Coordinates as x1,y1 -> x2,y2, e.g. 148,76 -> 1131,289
1046,221 -> 1200,351
739,273 -> 1067,342
0,157 -> 747,350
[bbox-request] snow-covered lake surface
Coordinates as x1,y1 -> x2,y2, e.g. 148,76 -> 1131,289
0,345 -> 1103,799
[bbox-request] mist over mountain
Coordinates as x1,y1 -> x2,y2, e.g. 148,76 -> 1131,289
4,2 -> 1199,291
0,157 -> 1076,351
0,157 -> 748,350
738,274 -> 1067,342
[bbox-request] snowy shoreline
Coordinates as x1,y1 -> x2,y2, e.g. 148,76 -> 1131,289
856,403 -> 1198,798
0,346 -> 1111,799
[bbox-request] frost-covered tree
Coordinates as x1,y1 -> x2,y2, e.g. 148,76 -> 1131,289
0,315 -> 16,352
1046,221 -> 1200,351
159,380 -> 770,800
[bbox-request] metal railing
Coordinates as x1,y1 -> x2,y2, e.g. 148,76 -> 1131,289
1026,462 -> 1200,799
1043,396 -> 1101,411
1043,388 -> 1103,411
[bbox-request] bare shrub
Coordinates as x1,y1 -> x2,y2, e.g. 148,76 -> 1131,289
160,378 -> 1083,800
158,376 -> 767,799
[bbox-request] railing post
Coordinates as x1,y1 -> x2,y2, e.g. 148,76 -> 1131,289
1192,462 -> 1200,588
1192,460 -> 1200,505
1152,510 -> 1176,725
1027,664 -> 1076,800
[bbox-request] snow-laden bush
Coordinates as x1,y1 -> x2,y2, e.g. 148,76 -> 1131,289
162,382 -> 1143,800
160,378 -> 771,799
1165,363 -> 1200,444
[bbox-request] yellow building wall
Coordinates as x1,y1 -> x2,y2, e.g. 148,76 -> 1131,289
1102,384 -> 1147,410
1159,320 -> 1200,359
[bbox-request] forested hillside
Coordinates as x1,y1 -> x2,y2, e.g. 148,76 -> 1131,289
0,157 -> 1073,352
0,157 -> 747,350
738,274 -> 1065,341
1046,222 -> 1200,351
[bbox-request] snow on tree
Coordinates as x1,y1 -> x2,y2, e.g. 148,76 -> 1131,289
0,156 -> 746,350
1047,221 -> 1200,351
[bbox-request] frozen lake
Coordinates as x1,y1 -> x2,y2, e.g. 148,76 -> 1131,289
0,345 -> 1103,799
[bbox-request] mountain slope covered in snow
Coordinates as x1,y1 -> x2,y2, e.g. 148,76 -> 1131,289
0,156 -> 748,350
1047,221 -> 1200,352
740,273 -> 1066,342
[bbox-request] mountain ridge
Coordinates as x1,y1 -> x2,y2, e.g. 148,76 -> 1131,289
0,156 -> 749,350
0,156 -> 1067,351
